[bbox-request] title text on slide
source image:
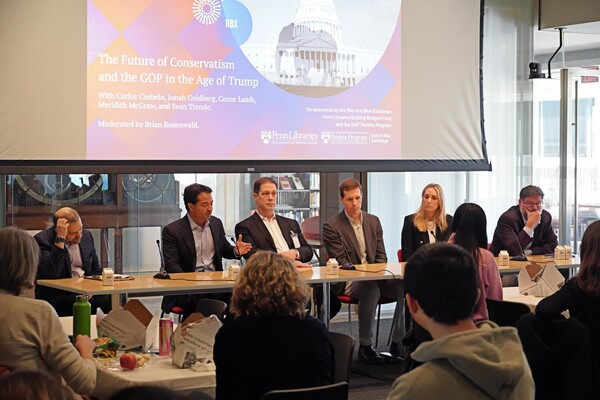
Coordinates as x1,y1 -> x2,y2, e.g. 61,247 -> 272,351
98,71 -> 259,88
99,54 -> 235,70
97,53 -> 258,88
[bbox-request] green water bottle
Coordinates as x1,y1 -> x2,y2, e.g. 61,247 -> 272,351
73,295 -> 91,342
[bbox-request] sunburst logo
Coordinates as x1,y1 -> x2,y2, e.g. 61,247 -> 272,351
193,0 -> 222,25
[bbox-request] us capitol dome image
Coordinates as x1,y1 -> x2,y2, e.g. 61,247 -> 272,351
241,0 -> 392,97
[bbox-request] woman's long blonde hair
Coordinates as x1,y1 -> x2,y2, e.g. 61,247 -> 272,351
413,183 -> 448,233
230,251 -> 310,318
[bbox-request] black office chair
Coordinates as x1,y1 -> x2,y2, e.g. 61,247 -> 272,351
260,382 -> 348,400
328,332 -> 355,384
486,298 -> 531,327
517,313 -> 598,400
194,298 -> 227,321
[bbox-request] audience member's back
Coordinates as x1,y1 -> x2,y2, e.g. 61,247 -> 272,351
387,243 -> 534,400
536,220 -> 600,361
215,315 -> 333,399
213,252 -> 334,400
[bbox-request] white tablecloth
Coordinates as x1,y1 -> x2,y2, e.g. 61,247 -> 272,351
92,357 -> 215,400
60,317 -> 214,399
502,287 -> 544,311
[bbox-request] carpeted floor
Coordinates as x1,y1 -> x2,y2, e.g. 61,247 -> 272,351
329,317 -> 406,400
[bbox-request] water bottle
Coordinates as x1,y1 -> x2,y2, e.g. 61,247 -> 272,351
73,295 -> 91,342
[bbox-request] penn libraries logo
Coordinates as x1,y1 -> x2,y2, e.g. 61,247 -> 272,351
260,131 -> 272,144
193,0 -> 222,25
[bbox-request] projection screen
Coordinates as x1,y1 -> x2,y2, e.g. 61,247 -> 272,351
0,0 -> 489,172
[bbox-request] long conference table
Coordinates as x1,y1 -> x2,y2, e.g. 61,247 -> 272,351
38,263 -> 405,328
37,255 -> 580,327
495,254 -> 579,275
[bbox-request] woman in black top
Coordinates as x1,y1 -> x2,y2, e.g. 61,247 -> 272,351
536,220 -> 600,361
213,251 -> 334,400
401,183 -> 453,261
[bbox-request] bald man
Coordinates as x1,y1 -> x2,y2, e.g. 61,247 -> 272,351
34,207 -> 110,316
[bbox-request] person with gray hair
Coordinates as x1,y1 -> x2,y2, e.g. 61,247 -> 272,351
34,206 -> 110,316
490,185 -> 557,257
0,227 -> 97,396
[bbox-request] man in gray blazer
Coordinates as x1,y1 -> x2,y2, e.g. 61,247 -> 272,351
323,178 -> 404,364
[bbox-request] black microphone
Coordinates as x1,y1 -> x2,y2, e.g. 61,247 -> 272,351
335,235 -> 356,270
311,246 -> 323,266
230,237 -> 246,266
509,230 -> 528,261
229,236 -> 239,255
153,239 -> 170,279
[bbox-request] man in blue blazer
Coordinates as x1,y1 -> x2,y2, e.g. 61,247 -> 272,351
34,207 -> 110,316
161,183 -> 251,317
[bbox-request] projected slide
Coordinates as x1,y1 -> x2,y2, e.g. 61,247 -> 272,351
87,0 -> 401,160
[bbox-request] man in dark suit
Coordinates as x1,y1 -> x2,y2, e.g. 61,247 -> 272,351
235,177 -> 313,265
322,178 -> 404,364
236,177 -> 342,320
490,185 -> 558,257
161,183 -> 251,317
34,207 -> 110,316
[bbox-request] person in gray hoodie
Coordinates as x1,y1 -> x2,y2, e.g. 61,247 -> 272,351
387,243 -> 534,400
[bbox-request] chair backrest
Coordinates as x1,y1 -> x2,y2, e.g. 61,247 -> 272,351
328,331 -> 355,384
195,298 -> 227,321
260,382 -> 348,400
397,248 -> 403,262
301,216 -> 320,241
516,313 -> 599,400
486,298 -> 531,327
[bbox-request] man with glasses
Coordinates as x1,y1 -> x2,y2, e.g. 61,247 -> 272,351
34,207 -> 110,316
490,185 -> 558,257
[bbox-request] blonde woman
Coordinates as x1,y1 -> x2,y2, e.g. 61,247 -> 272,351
213,251 -> 334,400
401,184 -> 453,261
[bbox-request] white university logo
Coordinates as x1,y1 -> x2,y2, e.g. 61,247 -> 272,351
192,0 -> 222,25
261,132 -> 272,144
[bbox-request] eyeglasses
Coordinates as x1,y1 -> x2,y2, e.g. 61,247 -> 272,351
522,201 -> 543,207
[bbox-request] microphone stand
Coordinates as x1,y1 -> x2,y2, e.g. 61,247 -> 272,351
336,235 -> 356,270
230,237 -> 245,267
154,239 -> 171,279
509,230 -> 528,261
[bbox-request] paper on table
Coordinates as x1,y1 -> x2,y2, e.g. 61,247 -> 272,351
171,314 -> 221,369
518,262 -> 565,297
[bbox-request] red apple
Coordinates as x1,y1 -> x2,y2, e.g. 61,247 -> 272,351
120,352 -> 137,370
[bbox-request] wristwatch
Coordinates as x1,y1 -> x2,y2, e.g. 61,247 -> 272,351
55,236 -> 67,244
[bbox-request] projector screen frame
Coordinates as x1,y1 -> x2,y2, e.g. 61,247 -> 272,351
0,0 -> 490,175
